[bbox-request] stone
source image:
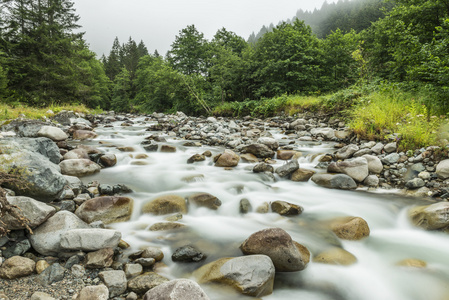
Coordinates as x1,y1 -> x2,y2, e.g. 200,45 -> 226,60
35,263 -> 66,285
328,157 -> 369,182
330,217 -> 370,240
99,270 -> 127,298
371,142 -> 384,154
142,247 -> 164,261
242,144 -> 274,159
30,292 -> 56,300
160,145 -> 177,153
409,202 -> 449,230
149,222 -> 185,231
362,154 -> 383,174
75,196 -> 133,224
396,259 -> 427,268
71,264 -> 86,278
143,279 -> 210,300
60,229 -> 121,251
188,193 -> 222,210
124,264 -> 143,279
291,168 -> 315,182
37,126 -> 68,141
253,162 -> 274,173
384,142 -> 397,153
271,201 -> 303,216
75,285 -> 109,300
29,211 -> 90,256
311,174 -> 357,190
1,119 -> 45,138
0,256 -> 35,279
240,228 -> 309,272
36,260 -> 50,274
256,202 -> 269,213
275,160 -> 299,177
363,175 -> 379,187
240,153 -> 259,163
276,150 -> 298,160
310,128 -> 335,140
187,154 -> 205,164
100,154 -> 117,167
239,198 -> 252,214
214,149 -> 240,167
52,111 -> 76,126
134,258 -> 156,267
436,159 -> 449,179
63,149 -> 89,160
1,196 -> 56,230
313,248 -> 357,265
2,239 -> 31,258
65,175 -> 83,195
142,195 -> 187,215
60,159 -> 101,177
127,272 -> 170,295
85,248 -> 115,269
193,255 -> 274,297
382,153 -> 400,165
335,144 -> 359,160
171,245 -> 206,262
405,178 -> 425,189
72,130 -> 98,140
257,137 -> 279,150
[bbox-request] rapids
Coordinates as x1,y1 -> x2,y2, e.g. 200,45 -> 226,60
83,117 -> 449,300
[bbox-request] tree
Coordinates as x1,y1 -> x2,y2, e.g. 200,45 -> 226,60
104,37 -> 122,81
111,67 -> 131,112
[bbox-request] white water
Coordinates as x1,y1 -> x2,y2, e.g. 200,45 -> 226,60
83,118 -> 449,300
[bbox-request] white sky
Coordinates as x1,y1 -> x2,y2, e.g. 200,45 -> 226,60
72,0 -> 336,57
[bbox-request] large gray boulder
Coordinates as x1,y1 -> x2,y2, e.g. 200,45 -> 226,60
29,211 -> 90,256
436,159 -> 449,179
59,159 -> 101,177
143,279 -> 210,300
1,119 -> 45,137
328,157 -> 369,182
0,137 -> 62,164
311,174 -> 357,190
60,229 -> 121,251
193,255 -> 275,297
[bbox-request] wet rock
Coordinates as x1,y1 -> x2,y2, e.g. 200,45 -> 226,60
256,202 -> 270,213
171,245 -> 206,262
328,157 -> 369,182
253,162 -> 274,173
362,154 -> 383,174
124,264 -> 143,279
313,248 -> 357,265
436,159 -> 449,179
141,141 -> 158,152
409,202 -> 449,230
143,279 -> 210,300
63,148 -> 89,160
149,222 -> 185,231
311,174 -> 357,190
75,285 -> 109,300
240,228 -> 308,272
60,229 -> 121,251
160,145 -> 177,153
127,272 -> 170,295
214,149 -> 240,167
59,159 -> 101,177
193,255 -> 275,297
257,137 -> 279,150
37,126 -> 68,141
335,144 -> 359,160
134,258 -> 156,267
310,128 -> 335,140
363,175 -> 379,187
277,150 -> 298,160
330,217 -> 370,240
72,130 -> 97,140
188,193 -> 222,210
35,263 -> 66,285
240,153 -> 259,163
239,198 -> 252,214
291,168 -> 315,182
142,195 -> 187,215
85,248 -> 114,269
75,196 -> 133,224
187,154 -> 205,164
271,201 -> 303,216
275,160 -> 299,177
396,259 -> 427,268
242,144 -> 274,159
141,247 -> 164,261
405,178 -> 425,189
100,154 -> 117,167
0,256 -> 35,279
99,270 -> 127,298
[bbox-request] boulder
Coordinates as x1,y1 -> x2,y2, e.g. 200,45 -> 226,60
75,285 -> 109,300
124,264 -> 143,279
127,272 -> 170,295
311,174 -> 357,190
63,149 -> 89,160
99,270 -> 127,298
17,137 -> 62,164
59,159 -> 101,177
253,162 -> 274,173
60,229 -> 121,251
1,119 -> 45,137
0,256 -> 35,279
240,153 -> 259,163
311,128 -> 335,140
143,279 -> 210,300
363,175 -> 379,187
214,149 -> 240,167
271,201 -> 303,216
436,159 -> 449,179
188,193 -> 222,210
329,217 -> 370,240
291,169 -> 315,182
85,248 -> 115,269
409,202 -> 449,230
141,247 -> 164,261
242,144 -> 274,159
187,154 -> 205,164
72,130 -> 97,140
75,196 -> 133,224
327,157 -> 369,182
384,142 -> 397,153
362,154 -> 383,174
37,126 -> 68,141
277,150 -> 298,160
100,154 -> 117,167
275,160 -> 299,177
257,137 -> 279,150
405,178 -> 425,189
335,144 -> 359,160
193,255 -> 275,297
142,195 -> 187,215
382,153 -> 400,165
171,245 -> 206,262
160,145 -> 177,153
313,248 -> 357,265
240,228 -> 309,272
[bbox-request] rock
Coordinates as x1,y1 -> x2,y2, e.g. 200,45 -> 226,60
311,174 -> 357,190
3,239 -> 31,258
363,175 -> 379,187
63,149 -> 89,160
334,130 -> 353,140
171,245 -> 206,262
214,149 -> 240,167
100,154 -> 117,167
30,292 -> 56,300
143,279 -> 210,300
142,195 -> 187,215
60,229 -> 121,251
72,130 -> 98,140
75,285 -> 109,300
275,160 -> 299,177
149,222 -> 185,231
253,162 -> 274,173
242,144 -> 274,159
335,144 -> 359,160
35,263 -> 66,285
29,211 -> 90,256
99,270 -> 127,298
127,272 -> 170,295
277,150 -> 298,160
257,137 -> 279,150
37,126 -> 68,141
193,255 -> 275,297
362,154 -> 383,174
310,128 -> 335,140
75,196 -> 133,224
0,256 -> 35,279
290,118 -> 307,129
436,159 -> 449,179
256,202 -> 270,213
160,145 -> 177,153
239,198 -> 252,214
124,264 -> 143,279
409,202 -> 449,230
65,175 -> 83,195
271,201 -> 303,216
405,178 -> 425,189
330,217 -> 370,240
240,228 -> 308,272
85,248 -> 115,269
16,137 -> 63,164
240,153 -> 259,163
134,258 -> 156,267
382,153 -> 400,165
188,193 -> 221,210
1,196 -> 56,230
313,248 -> 357,265
52,111 -> 76,126
1,119 -> 45,137
328,157 -> 369,182
60,159 -> 101,177
384,142 -> 397,153
36,260 -> 50,274
291,168 -> 315,182
396,259 -> 427,268
142,247 -> 164,261
71,264 -> 86,278
187,154 -> 205,164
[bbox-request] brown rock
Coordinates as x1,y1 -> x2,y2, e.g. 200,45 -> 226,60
409,202 -> 449,230
240,153 -> 259,163
291,169 -> 316,182
35,260 -> 50,274
100,154 -> 117,167
85,248 -> 114,269
0,256 -> 35,279
188,193 -> 222,210
330,217 -> 370,240
75,196 -> 133,224
160,145 -> 177,153
73,130 -> 97,140
127,272 -> 170,295
149,222 -> 186,231
187,154 -> 205,164
313,248 -> 357,265
396,259 -> 427,268
271,201 -> 303,216
277,150 -> 298,160
142,195 -> 187,215
141,247 -> 164,261
214,149 -> 240,167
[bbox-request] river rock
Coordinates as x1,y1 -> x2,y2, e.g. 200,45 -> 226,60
63,148 -> 89,160
124,264 -> 143,279
100,154 -> 117,167
75,285 -> 109,300
171,245 -> 206,262
240,153 -> 259,163
99,270 -> 127,298
187,154 -> 205,164
37,126 -> 68,141
363,175 -> 379,187
60,159 -> 101,177
362,154 -> 383,174
405,178 -> 425,189
311,128 -> 335,140
214,149 -> 240,167
30,292 -> 56,300
0,256 -> 35,279
85,248 -> 114,269
313,248 -> 357,265
1,196 -> 56,230
291,168 -> 315,182
240,228 -> 308,272
60,229 -> 121,251
257,137 -> 279,150
72,130 -> 98,140
35,263 -> 66,285
127,272 -> 170,295
382,153 -> 400,165
142,247 -> 164,261
193,255 -> 275,297
436,159 -> 449,179
75,196 -> 133,224
311,174 -> 357,190
384,142 -> 397,153
396,259 -> 427,268
142,195 -> 187,215
253,162 -> 274,173
328,157 -> 369,182
143,279 -> 210,300
188,193 -> 222,210
239,198 -> 252,214
330,217 -> 370,240
271,201 -> 303,216
277,150 -> 298,160
160,145 -> 177,153
149,222 -> 185,231
409,202 -> 449,230
242,144 -> 274,159
36,260 -> 50,274
29,211 -> 90,255
1,119 -> 45,137
275,159 -> 300,177
335,144 -> 359,160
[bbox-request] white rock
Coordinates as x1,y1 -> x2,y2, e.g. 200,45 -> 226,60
60,229 -> 121,251
37,126 -> 68,141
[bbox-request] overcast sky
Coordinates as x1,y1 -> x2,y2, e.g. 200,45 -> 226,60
72,0 -> 336,57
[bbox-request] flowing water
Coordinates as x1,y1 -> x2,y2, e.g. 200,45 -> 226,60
83,117 -> 449,300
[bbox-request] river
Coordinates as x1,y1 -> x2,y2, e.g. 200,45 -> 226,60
83,116 -> 449,300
